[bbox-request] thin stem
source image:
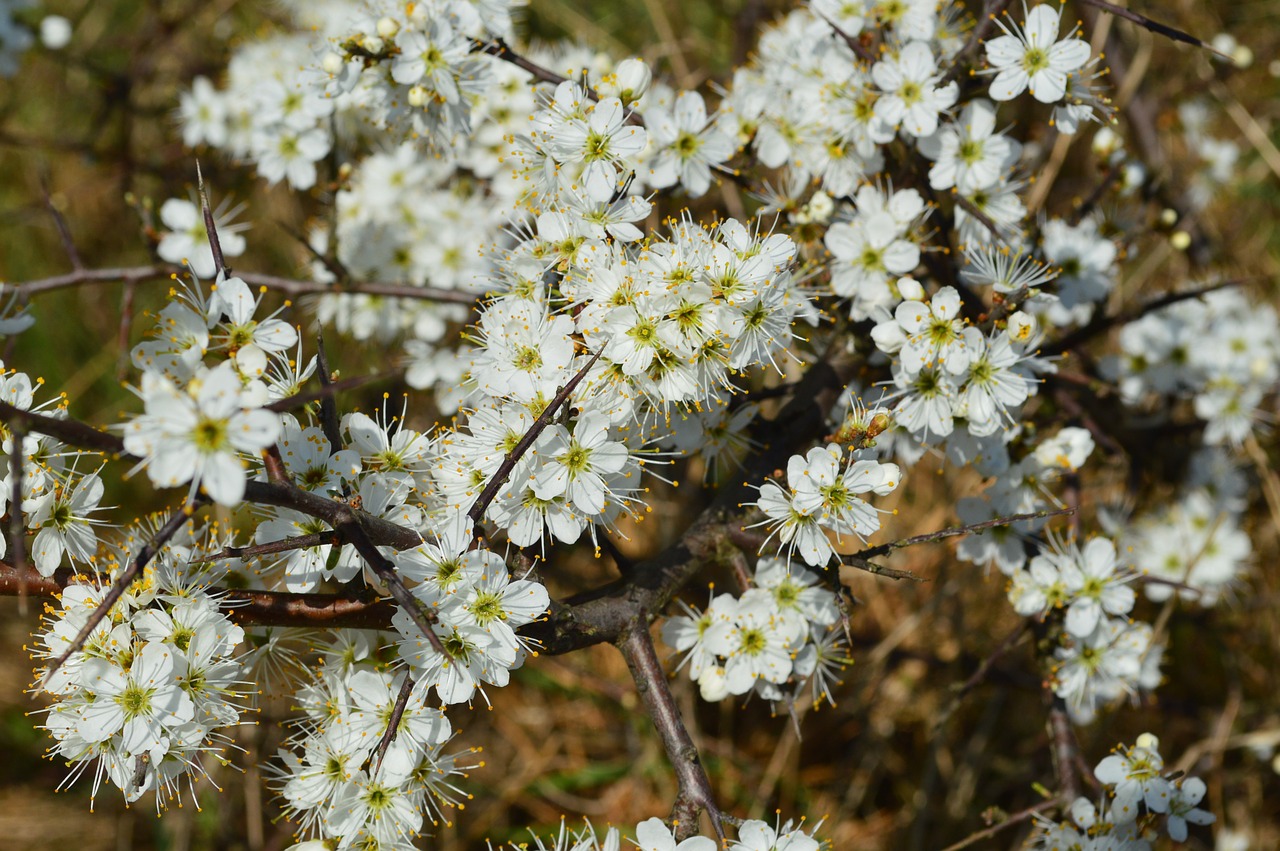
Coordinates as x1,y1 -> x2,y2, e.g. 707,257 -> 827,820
190,530 -> 344,565
938,799 -> 1058,851
1042,279 -> 1241,356
848,508 -> 1076,562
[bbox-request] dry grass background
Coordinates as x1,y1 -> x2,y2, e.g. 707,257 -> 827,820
1,1 -> 1280,849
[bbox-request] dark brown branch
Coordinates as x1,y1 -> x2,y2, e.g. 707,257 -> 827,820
0,399 -> 125,455
468,349 -> 602,525
336,513 -> 445,656
370,674 -> 416,776
0,401 -> 425,553
312,332 -> 345,456
191,531 -> 344,565
617,618 -> 724,843
196,161 -> 228,279
4,264 -> 482,305
1042,279 -> 1241,356
8,424 -> 26,610
0,562 -> 396,629
1079,0 -> 1231,57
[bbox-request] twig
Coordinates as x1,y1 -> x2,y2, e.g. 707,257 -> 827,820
468,349 -> 602,525
196,161 -> 228,278
617,618 -> 724,843
953,191 -> 1006,244
337,513 -> 446,657
4,264 -> 482,305
312,332 -> 345,456
8,425 -> 26,613
0,562 -> 397,629
40,500 -> 202,688
190,531 -> 344,565
1042,279 -> 1241,356
938,799 -> 1058,851
815,12 -> 876,64
370,674 -> 416,776
840,554 -> 926,582
847,508 -> 1075,562
0,399 -> 125,455
1078,0 -> 1232,58
39,170 -> 82,270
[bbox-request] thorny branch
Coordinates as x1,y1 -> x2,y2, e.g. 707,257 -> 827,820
2,263 -> 482,305
617,618 -> 725,843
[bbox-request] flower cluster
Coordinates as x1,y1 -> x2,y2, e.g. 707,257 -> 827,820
272,631 -> 472,849
31,523 -> 247,808
1006,535 -> 1158,722
1031,734 -> 1215,847
122,273 -> 296,506
1103,286 -> 1280,446
0,361 -> 108,575
389,518 -> 550,704
663,556 -> 847,707
1119,448 -> 1250,606
488,814 -> 824,851
749,444 -> 901,568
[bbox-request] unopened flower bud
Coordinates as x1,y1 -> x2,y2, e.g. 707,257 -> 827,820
866,411 -> 891,439
697,665 -> 730,702
614,58 -> 652,106
40,15 -> 73,50
1170,231 -> 1192,251
808,191 -> 834,223
896,276 -> 925,301
321,52 -> 344,74
1159,208 -> 1178,227
407,85 -> 429,107
364,36 -> 384,54
1007,310 -> 1036,343
376,17 -> 399,39
1092,126 -> 1122,161
1135,732 -> 1160,751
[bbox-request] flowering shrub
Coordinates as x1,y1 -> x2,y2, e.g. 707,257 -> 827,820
0,0 -> 1275,848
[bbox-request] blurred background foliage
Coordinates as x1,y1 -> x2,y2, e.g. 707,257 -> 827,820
1,0 -> 1279,849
